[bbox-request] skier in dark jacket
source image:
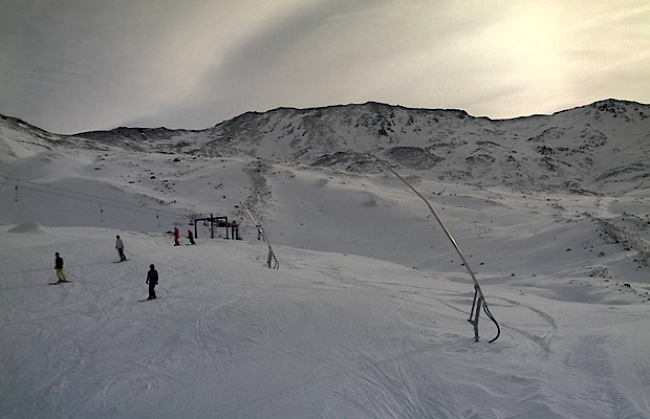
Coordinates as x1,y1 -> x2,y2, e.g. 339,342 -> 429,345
146,264 -> 158,300
54,252 -> 68,283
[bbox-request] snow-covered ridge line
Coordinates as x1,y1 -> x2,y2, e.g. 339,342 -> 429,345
3,98 -> 649,195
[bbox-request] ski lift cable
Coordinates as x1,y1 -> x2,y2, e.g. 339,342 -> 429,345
1,175 -> 184,218
0,180 -> 186,220
0,180 -> 180,219
381,162 -> 500,343
0,176 -> 186,219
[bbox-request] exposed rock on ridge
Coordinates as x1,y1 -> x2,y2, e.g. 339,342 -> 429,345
1,99 -> 649,194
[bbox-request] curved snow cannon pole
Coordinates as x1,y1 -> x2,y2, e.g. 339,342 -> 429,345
236,192 -> 280,269
382,163 -> 500,343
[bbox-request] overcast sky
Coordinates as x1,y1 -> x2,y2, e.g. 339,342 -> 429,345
1,0 -> 649,134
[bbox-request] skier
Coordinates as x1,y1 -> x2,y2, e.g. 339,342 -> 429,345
174,227 -> 180,246
188,229 -> 196,245
115,235 -> 127,261
146,264 -> 158,300
54,252 -> 68,283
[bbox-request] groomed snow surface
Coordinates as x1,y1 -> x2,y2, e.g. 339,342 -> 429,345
1,222 -> 649,418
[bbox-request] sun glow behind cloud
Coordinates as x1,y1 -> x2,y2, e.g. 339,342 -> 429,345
487,4 -> 561,80
470,3 -> 567,114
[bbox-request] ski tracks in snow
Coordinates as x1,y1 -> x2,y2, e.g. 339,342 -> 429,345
486,293 -> 650,419
2,232 -> 649,418
562,333 -> 650,418
496,296 -> 558,358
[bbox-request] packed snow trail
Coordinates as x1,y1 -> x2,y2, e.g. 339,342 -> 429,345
1,226 -> 649,418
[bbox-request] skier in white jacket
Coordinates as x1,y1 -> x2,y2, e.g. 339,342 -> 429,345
115,235 -> 126,261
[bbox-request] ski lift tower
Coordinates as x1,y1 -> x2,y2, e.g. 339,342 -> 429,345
191,214 -> 229,239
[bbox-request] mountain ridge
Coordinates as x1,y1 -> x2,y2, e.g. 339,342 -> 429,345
3,98 -> 648,136
2,99 -> 650,194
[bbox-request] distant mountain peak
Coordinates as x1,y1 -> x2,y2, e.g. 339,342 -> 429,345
2,99 -> 649,195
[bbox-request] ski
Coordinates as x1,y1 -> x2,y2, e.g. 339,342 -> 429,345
49,281 -> 72,285
139,298 -> 159,302
114,259 -> 129,263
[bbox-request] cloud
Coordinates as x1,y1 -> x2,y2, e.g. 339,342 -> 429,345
1,0 -> 649,133
0,0 -> 244,132
132,0 -> 493,128
134,0 -> 398,128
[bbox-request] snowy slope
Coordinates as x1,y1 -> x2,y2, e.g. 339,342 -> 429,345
1,225 -> 649,418
2,147 -> 648,282
1,101 -> 650,418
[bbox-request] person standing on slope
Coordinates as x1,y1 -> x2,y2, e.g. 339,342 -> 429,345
173,227 -> 180,246
146,264 -> 158,300
115,235 -> 127,261
188,229 -> 196,245
54,252 -> 68,283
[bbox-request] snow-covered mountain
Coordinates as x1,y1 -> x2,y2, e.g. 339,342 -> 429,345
4,99 -> 649,195
37,99 -> 650,194
1,100 -> 649,418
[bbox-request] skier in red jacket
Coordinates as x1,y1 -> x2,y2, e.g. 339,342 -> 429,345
173,227 -> 180,246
